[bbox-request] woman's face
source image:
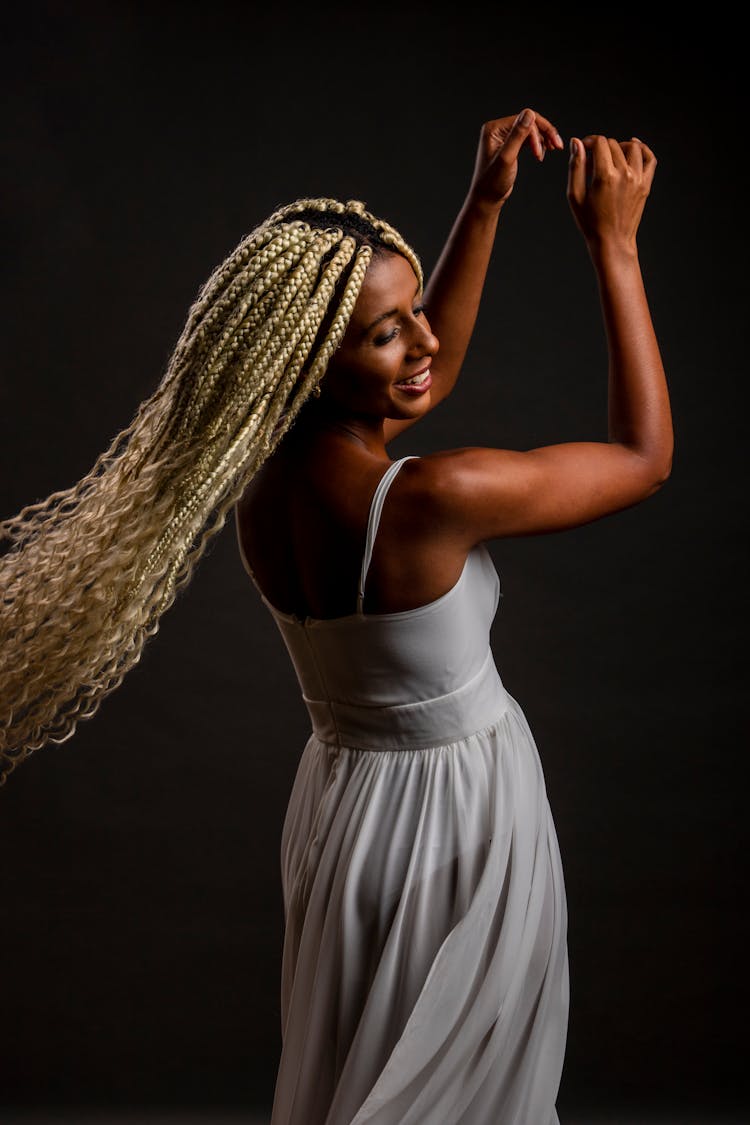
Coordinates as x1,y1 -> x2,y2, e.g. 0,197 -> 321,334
319,251 -> 439,420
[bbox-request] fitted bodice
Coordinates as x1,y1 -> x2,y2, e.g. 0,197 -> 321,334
244,456 -> 508,751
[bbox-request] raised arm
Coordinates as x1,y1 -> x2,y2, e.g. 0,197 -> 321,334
383,108 -> 563,444
417,132 -> 673,543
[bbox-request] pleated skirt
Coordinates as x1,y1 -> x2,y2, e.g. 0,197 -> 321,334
270,693 -> 569,1125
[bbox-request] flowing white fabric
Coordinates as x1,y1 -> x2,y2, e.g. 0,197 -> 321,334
244,456 -> 569,1125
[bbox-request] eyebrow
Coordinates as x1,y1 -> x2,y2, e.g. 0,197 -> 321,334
364,284 -> 422,333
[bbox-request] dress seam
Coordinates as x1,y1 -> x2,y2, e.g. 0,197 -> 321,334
301,633 -> 341,749
306,706 -> 512,754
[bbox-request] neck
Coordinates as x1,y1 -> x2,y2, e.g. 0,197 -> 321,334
291,399 -> 388,457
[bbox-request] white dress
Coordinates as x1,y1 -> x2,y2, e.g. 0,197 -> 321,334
245,455 -> 569,1125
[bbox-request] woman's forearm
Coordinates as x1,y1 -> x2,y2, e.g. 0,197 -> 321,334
592,241 -> 673,479
422,197 -> 502,400
421,110 -> 562,408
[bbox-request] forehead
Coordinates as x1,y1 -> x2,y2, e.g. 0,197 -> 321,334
352,253 -> 420,322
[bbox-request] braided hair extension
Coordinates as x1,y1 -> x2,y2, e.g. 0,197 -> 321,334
0,198 -> 422,786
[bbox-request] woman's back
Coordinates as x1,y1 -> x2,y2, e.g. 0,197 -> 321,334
239,455 -> 503,725
235,430 -> 475,622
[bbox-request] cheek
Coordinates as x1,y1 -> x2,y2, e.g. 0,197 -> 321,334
347,349 -> 401,387
352,362 -> 394,398
322,359 -> 379,403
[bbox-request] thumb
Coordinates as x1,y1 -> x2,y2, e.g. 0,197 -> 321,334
499,108 -> 536,162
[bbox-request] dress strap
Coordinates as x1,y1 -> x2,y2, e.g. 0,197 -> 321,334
357,456 -> 419,615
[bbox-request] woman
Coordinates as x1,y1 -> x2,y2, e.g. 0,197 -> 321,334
1,107 -> 672,1122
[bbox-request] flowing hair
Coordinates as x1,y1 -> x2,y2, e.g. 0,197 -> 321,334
0,197 -> 423,787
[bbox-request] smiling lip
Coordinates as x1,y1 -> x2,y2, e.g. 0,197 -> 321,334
394,368 -> 432,394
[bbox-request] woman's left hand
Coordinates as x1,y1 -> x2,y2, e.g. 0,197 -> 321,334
469,108 -> 564,210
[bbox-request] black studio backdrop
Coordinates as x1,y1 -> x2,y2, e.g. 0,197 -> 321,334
0,2 -> 746,1119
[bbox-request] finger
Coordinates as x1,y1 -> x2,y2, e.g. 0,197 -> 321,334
527,111 -> 565,149
621,138 -> 643,175
637,138 -> 657,165
530,122 -> 545,162
567,136 -> 586,204
584,135 -> 615,177
635,138 -> 658,189
607,137 -> 629,172
518,112 -> 544,161
500,108 -> 539,164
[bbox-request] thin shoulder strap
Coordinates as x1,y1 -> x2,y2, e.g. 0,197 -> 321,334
357,456 -> 419,615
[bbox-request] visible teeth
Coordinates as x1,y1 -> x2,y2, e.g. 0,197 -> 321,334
400,369 -> 430,386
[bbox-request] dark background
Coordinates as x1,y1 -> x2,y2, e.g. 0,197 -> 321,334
1,2 -> 746,1121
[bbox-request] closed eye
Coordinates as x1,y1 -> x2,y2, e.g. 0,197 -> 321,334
373,304 -> 427,347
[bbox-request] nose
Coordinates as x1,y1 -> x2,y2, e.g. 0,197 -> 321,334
410,317 -> 439,360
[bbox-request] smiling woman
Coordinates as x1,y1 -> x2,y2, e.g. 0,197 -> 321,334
1,106 -> 672,1124
317,252 -> 438,413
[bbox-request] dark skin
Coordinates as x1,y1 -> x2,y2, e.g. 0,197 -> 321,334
235,109 -> 673,621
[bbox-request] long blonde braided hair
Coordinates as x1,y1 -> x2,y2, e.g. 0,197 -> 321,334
0,197 -> 423,787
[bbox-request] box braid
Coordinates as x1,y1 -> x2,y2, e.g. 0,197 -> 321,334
0,198 -> 422,786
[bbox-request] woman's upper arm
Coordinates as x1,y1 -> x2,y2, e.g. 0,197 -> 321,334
419,441 -> 671,543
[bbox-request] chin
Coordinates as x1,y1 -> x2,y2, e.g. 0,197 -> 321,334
388,394 -> 432,417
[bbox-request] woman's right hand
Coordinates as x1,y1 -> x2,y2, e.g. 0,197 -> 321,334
567,135 -> 657,253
